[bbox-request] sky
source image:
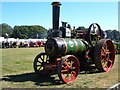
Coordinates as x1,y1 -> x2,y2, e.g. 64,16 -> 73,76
1,1 -> 118,31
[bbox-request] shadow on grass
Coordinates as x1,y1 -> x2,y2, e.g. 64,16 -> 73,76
2,65 -> 101,86
2,72 -> 63,86
80,65 -> 101,74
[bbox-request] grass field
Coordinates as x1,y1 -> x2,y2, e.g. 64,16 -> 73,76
1,47 -> 119,88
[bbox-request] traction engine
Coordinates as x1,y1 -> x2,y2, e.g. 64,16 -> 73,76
33,2 -> 115,83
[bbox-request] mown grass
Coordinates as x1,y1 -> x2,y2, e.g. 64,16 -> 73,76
1,48 -> 119,88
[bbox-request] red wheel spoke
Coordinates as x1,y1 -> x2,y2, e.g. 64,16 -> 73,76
62,65 -> 66,69
61,70 -> 68,73
102,59 -> 107,67
64,61 -> 70,67
101,52 -> 106,56
104,63 -> 108,69
108,59 -> 113,63
106,57 -> 109,61
102,47 -> 106,53
70,60 -> 73,67
109,50 -> 115,54
106,51 -> 110,54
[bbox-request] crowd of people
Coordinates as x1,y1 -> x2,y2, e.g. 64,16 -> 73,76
0,37 -> 46,48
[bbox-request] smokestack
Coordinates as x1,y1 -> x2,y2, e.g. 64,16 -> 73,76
51,2 -> 61,30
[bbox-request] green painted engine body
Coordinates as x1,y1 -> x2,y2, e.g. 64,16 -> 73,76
45,37 -> 88,57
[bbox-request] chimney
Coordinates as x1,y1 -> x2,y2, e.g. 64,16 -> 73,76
51,2 -> 61,30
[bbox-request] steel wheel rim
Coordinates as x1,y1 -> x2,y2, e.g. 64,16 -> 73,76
100,40 -> 115,72
58,55 -> 79,83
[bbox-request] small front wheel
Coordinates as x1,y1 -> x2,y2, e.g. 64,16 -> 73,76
58,55 -> 80,83
33,52 -> 51,75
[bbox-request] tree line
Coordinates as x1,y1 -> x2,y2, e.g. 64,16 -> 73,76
0,23 -> 120,42
0,23 -> 47,39
105,30 -> 120,42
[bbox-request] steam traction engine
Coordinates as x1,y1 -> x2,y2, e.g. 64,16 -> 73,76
33,2 -> 115,83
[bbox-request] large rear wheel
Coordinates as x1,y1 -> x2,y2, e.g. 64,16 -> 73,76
94,39 -> 115,72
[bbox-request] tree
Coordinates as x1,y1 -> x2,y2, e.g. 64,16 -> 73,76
105,30 -> 120,42
11,25 -> 47,39
0,23 -> 13,38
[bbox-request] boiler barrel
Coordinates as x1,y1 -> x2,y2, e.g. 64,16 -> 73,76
45,38 -> 87,57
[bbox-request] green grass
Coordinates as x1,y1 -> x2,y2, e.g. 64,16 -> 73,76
2,48 -> 44,75
1,48 -> 119,88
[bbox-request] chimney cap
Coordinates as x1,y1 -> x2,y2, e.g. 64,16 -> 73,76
51,2 -> 61,6
61,21 -> 68,24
